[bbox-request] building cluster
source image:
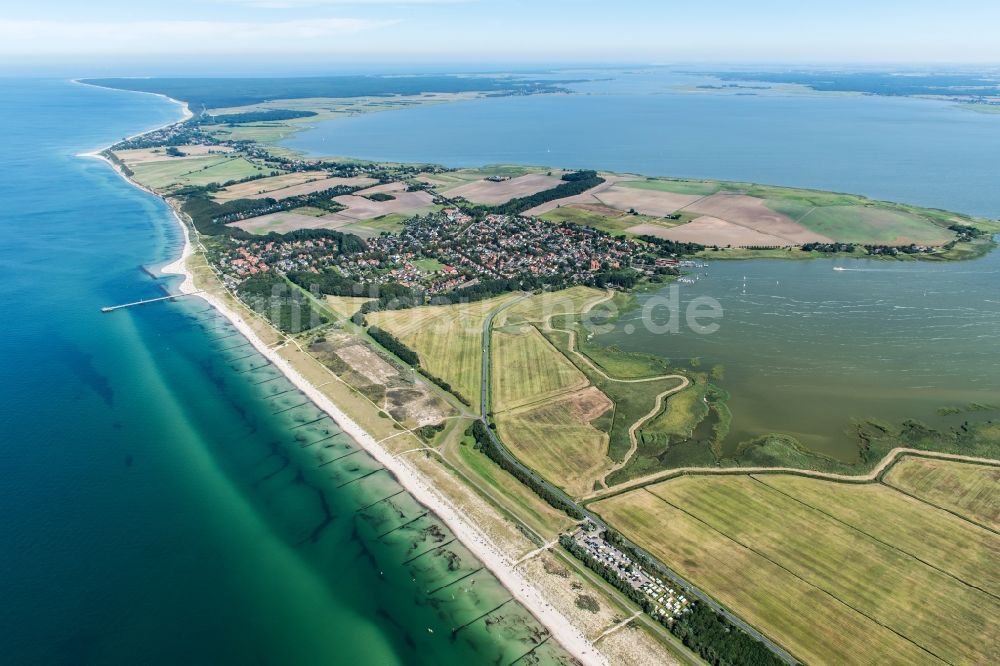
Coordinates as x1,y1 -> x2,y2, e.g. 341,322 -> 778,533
213,236 -> 338,288
213,205 -> 678,295
572,530 -> 691,620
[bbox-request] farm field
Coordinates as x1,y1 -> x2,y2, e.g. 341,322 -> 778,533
232,211 -> 331,234
498,286 -> 604,326
593,472 -> 1000,665
616,179 -> 721,196
527,174 -> 970,247
324,296 -> 373,319
594,184 -> 703,217
542,318 -> 688,463
212,173 -> 376,201
128,154 -> 268,190
366,293 -> 520,406
443,172 -> 565,204
495,387 -> 613,497
884,457 -> 1000,530
328,187 -> 437,221
767,200 -> 955,245
755,473 -> 1000,595
631,216 -> 792,246
491,324 -> 589,412
540,205 -> 633,234
113,144 -> 233,164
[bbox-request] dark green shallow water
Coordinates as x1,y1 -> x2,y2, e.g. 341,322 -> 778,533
0,80 -> 570,664
600,256 -> 1000,460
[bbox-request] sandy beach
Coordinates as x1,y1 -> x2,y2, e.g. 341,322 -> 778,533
84,90 -> 607,665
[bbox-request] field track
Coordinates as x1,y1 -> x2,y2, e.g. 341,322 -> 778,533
582,448 -> 1000,501
538,291 -> 690,487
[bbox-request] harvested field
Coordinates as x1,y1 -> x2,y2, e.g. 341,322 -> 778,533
755,474 -> 1000,596
210,172 -> 319,200
683,192 -> 831,244
596,474 -> 1000,665
522,175 -> 623,217
594,185 -> 703,216
884,457 -> 1000,530
491,325 -> 589,411
232,211 -> 329,234
356,181 -> 409,195
214,174 -> 376,202
129,155 -> 266,190
113,144 -> 233,164
790,204 -> 954,245
628,216 -> 792,247
310,336 -> 449,428
498,286 -> 604,326
324,296 -> 373,319
328,189 -> 436,221
592,490 -> 938,666
444,173 -> 565,204
616,179 -> 720,196
367,294 -> 520,406
495,387 -> 613,497
540,206 -> 637,235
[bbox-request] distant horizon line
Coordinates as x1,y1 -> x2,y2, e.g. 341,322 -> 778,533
5,60 -> 1000,79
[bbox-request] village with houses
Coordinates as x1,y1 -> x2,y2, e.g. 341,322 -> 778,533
211,205 -> 688,297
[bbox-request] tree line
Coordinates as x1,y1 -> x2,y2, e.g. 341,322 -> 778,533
469,421 -> 585,519
480,170 -> 605,216
198,109 -> 317,125
367,326 -> 419,366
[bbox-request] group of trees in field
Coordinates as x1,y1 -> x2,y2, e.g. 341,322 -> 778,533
363,326 -> 471,405
801,242 -> 857,253
236,273 -> 327,333
287,269 -> 362,298
480,170 -> 605,216
179,191 -> 363,244
636,234 -> 704,256
367,326 -> 419,366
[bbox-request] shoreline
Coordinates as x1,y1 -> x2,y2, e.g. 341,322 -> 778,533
87,102 -> 605,665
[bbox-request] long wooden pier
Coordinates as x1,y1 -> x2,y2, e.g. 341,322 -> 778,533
101,291 -> 204,312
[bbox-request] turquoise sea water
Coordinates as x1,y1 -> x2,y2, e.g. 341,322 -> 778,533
0,80 -> 569,664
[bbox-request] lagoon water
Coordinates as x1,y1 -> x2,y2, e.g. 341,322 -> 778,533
284,69 -> 1000,218
0,80 -> 569,664
284,69 -> 1000,461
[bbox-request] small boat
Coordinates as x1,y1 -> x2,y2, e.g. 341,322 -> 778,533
833,267 -> 847,271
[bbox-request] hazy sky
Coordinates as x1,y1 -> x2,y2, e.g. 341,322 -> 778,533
3,0 -> 999,65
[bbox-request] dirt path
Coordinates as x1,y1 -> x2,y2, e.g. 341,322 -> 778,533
539,291 -> 691,489
581,447 -> 1000,502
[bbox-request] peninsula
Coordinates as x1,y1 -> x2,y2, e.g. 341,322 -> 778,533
85,75 -> 1000,666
